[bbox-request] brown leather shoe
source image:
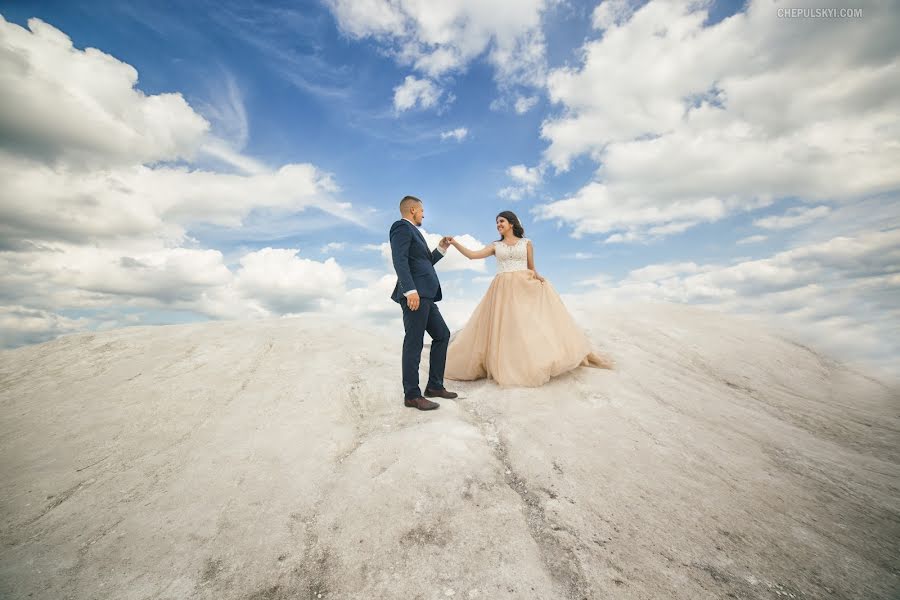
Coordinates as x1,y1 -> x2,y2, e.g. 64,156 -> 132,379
424,387 -> 458,399
404,396 -> 440,410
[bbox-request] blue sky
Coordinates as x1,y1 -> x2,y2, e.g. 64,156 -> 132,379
1,0 -> 898,378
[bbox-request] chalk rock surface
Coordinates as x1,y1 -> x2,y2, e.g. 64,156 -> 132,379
1,302 -> 898,599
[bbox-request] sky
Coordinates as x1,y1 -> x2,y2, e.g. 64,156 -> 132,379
0,0 -> 898,379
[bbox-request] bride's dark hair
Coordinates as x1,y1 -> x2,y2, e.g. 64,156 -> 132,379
496,210 -> 525,240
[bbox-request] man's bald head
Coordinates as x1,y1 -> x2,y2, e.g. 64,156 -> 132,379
399,195 -> 422,216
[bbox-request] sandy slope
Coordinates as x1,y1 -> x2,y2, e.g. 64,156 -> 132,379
0,302 -> 897,599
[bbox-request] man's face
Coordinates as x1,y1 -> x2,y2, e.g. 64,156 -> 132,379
412,203 -> 424,225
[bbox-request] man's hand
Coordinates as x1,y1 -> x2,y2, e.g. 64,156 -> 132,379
406,291 -> 421,311
439,236 -> 453,250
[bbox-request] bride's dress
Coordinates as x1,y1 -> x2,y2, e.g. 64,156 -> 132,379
445,237 -> 614,387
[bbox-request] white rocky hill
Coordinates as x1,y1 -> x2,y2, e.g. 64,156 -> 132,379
1,302 -> 897,599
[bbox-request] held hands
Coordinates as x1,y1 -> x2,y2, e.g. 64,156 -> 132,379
439,236 -> 454,250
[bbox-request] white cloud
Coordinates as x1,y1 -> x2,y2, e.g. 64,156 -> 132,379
737,234 -> 768,245
0,154 -> 346,247
0,305 -> 89,348
537,180 -> 732,240
435,233 -> 491,273
0,16 -> 209,166
440,127 -> 469,142
0,242 -> 220,312
625,262 -> 706,283
0,16 -> 335,181
321,242 -> 346,253
753,205 -> 832,230
508,164 -> 542,186
393,75 -> 442,111
536,0 -> 900,241
412,46 -> 463,76
499,163 -> 543,201
331,273 -> 400,322
194,72 -> 271,175
0,16 -> 386,347
569,228 -> 900,377
199,139 -> 268,175
326,0 -> 552,106
470,275 -> 495,284
592,0 -> 636,30
498,188 -> 525,201
0,223 -> 494,347
0,239 -> 371,330
232,248 -> 347,313
198,71 -> 249,150
323,0 -> 406,38
76,247 -> 232,306
514,95 -> 539,114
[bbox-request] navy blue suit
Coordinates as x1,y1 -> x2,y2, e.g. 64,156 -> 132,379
389,219 -> 450,399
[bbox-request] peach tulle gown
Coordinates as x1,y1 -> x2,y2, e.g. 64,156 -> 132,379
445,237 -> 615,387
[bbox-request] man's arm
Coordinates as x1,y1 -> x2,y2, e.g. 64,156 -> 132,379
430,244 -> 446,265
390,222 -> 417,295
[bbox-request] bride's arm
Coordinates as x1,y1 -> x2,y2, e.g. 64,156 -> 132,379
526,240 -> 545,282
451,238 -> 495,260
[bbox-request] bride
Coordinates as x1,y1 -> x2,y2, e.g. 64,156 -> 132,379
444,211 -> 614,387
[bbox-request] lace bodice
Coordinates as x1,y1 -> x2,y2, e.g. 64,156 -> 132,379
494,237 -> 529,273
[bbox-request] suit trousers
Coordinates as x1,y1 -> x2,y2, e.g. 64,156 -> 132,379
400,298 -> 450,399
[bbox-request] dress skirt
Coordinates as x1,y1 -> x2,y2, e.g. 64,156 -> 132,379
445,269 -> 614,387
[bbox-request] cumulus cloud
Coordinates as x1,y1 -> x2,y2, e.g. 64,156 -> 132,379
499,163 -> 543,201
333,274 -> 401,323
321,242 -> 346,253
232,248 -> 347,314
393,75 -> 443,111
0,305 -> 89,348
0,239 -> 362,326
0,15 -> 490,349
510,164 -> 542,185
326,0 -> 552,107
0,16 -> 209,166
568,228 -> 900,377
440,127 -> 469,142
535,0 -> 900,241
323,0 -> 406,38
0,242 -> 225,312
0,155 -> 345,247
0,16 -> 384,348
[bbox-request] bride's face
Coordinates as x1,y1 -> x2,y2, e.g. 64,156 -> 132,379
497,217 -> 511,235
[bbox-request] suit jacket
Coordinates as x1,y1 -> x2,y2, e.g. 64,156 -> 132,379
390,219 -> 445,303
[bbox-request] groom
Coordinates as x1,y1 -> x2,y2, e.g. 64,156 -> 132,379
390,195 -> 458,410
